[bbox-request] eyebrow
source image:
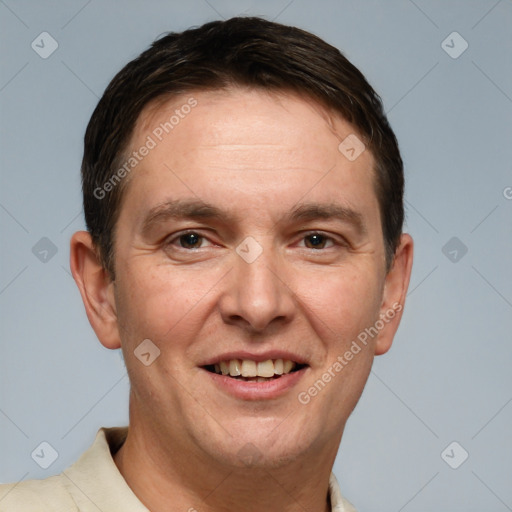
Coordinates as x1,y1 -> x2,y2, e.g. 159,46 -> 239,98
141,199 -> 367,236
141,199 -> 231,236
287,202 -> 367,235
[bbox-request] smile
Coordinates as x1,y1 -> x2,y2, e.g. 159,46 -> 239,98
204,359 -> 306,382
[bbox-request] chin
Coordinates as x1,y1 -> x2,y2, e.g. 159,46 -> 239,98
196,415 -> 319,470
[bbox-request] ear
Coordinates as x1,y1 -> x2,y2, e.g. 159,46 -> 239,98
374,233 -> 414,356
70,231 -> 121,350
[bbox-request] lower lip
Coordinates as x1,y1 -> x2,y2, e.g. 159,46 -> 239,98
202,368 -> 307,401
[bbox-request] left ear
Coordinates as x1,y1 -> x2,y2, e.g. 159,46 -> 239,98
374,233 -> 414,355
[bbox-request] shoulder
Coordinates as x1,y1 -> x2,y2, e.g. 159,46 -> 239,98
0,475 -> 78,511
0,427 -> 132,512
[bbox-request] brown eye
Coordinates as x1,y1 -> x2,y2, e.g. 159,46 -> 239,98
178,232 -> 203,249
304,233 -> 329,249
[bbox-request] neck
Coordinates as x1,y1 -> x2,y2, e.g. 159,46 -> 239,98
114,413 -> 336,512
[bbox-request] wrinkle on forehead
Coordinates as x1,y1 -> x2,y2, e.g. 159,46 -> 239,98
189,144 -> 335,172
132,85 -> 362,149
126,86 -> 377,203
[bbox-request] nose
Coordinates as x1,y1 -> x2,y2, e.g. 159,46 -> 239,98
218,245 -> 296,334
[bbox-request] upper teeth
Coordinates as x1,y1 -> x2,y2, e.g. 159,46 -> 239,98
214,359 -> 296,378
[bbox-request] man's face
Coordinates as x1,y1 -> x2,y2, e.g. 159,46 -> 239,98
111,88 -> 393,467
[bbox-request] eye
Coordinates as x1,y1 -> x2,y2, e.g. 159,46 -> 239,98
168,231 -> 211,249
301,233 -> 335,250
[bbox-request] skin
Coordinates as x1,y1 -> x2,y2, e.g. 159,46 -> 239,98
71,87 -> 413,512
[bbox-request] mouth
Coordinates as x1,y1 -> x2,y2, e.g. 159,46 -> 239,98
203,358 -> 307,383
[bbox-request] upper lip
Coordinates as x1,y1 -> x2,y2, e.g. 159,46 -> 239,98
200,350 -> 309,366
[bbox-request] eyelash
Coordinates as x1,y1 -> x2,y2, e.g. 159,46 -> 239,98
165,230 -> 345,250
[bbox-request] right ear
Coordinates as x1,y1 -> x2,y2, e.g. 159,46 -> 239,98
70,231 -> 122,349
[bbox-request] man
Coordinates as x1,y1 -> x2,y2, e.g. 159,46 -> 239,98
0,17 -> 413,511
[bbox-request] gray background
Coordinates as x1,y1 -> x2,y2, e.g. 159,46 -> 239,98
1,0 -> 511,510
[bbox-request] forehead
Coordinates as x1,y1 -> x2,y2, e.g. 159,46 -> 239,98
137,88 -> 369,165
122,87 -> 378,219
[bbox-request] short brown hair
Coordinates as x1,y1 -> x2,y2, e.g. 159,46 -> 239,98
82,16 -> 404,277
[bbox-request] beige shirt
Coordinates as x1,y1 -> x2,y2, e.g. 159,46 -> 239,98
0,427 -> 356,511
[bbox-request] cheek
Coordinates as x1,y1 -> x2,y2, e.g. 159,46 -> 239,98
294,266 -> 383,343
114,261 -> 212,345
